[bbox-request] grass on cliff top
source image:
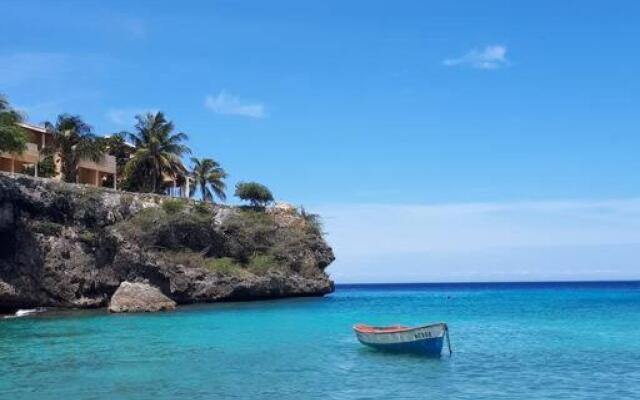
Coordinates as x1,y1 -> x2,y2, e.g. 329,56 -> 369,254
115,204 -> 322,277
117,207 -> 165,238
115,205 -> 217,251
157,250 -> 246,277
223,209 -> 325,276
161,198 -> 188,215
158,250 -> 285,277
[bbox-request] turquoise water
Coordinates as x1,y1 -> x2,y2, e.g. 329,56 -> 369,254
1,282 -> 640,399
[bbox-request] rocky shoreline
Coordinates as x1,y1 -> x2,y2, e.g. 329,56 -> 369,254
0,173 -> 334,313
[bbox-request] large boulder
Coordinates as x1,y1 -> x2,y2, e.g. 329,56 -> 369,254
108,281 -> 176,313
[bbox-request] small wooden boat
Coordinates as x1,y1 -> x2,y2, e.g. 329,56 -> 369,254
353,322 -> 452,356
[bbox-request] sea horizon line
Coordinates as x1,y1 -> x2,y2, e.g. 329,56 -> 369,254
336,279 -> 640,287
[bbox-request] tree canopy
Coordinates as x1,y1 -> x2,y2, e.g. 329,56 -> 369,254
100,132 -> 134,187
190,157 -> 227,203
44,114 -> 105,183
234,181 -> 274,207
1,93 -> 280,209
123,112 -> 190,193
0,94 -> 27,154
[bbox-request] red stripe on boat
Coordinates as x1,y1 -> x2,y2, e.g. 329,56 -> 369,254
354,324 -> 410,333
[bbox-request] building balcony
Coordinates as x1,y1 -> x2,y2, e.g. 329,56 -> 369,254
0,142 -> 40,164
77,154 -> 117,174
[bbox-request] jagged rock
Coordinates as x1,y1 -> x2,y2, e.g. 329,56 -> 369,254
109,281 -> 176,313
0,173 -> 335,312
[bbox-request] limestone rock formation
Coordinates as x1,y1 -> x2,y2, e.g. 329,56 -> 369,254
108,281 -> 176,313
0,173 -> 335,312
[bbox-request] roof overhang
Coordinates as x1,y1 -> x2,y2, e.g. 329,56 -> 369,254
17,122 -> 46,133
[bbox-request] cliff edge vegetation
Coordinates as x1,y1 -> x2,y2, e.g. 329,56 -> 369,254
0,173 -> 334,312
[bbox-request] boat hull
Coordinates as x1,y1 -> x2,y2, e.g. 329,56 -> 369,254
354,323 -> 448,356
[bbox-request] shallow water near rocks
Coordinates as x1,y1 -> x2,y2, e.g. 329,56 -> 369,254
1,282 -> 639,399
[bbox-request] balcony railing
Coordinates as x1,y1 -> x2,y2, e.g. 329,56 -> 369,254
2,143 -> 117,177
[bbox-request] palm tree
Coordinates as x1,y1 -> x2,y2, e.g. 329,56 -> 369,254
0,94 -> 27,154
44,114 -> 105,183
190,157 -> 227,203
124,112 -> 190,193
100,131 -> 134,187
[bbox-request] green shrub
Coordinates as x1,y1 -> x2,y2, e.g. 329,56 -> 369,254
115,207 -> 166,242
194,201 -> 214,216
0,107 -> 27,153
219,209 -> 276,262
78,230 -> 96,245
131,207 -> 165,230
37,155 -> 56,178
159,250 -> 206,268
300,208 -> 324,235
162,198 -> 186,215
234,181 -> 274,207
32,220 -> 63,236
112,194 -> 327,277
157,251 -> 246,277
204,257 -> 245,276
155,212 -> 222,253
115,206 -> 223,254
247,254 -> 281,274
119,194 -> 134,209
217,208 -> 320,275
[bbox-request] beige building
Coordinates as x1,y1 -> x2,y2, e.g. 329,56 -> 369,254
0,122 -> 117,188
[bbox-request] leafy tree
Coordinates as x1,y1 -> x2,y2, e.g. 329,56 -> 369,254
43,114 -> 105,183
234,181 -> 274,207
123,112 -> 190,193
0,94 -> 27,154
38,155 -> 57,178
190,157 -> 227,203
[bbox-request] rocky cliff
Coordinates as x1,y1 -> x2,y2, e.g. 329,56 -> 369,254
0,173 -> 334,312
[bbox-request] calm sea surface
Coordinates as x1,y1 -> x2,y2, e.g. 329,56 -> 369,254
1,281 -> 640,399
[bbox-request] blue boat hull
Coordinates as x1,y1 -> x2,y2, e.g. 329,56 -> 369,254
354,322 -> 450,356
357,336 -> 444,356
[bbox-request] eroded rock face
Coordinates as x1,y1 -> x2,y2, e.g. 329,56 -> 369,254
0,173 -> 335,312
109,281 -> 176,313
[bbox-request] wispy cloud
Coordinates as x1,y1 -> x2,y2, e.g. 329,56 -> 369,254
204,91 -> 266,119
118,17 -> 147,40
106,107 -> 157,126
315,199 -> 640,282
444,45 -> 509,70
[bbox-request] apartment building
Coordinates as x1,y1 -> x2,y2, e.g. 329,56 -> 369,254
0,122 -> 117,188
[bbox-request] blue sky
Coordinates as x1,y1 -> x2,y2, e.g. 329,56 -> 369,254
2,1 -> 640,282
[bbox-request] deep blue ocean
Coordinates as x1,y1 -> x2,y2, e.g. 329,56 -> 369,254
1,281 -> 640,399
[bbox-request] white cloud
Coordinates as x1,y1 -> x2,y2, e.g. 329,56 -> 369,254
314,199 -> 640,282
204,91 -> 266,119
444,45 -> 508,70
